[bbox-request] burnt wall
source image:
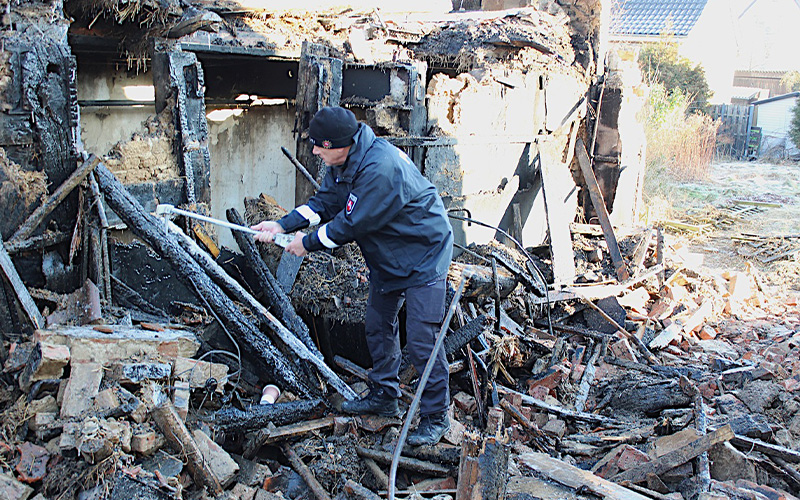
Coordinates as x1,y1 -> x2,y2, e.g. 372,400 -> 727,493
1,1 -> 78,240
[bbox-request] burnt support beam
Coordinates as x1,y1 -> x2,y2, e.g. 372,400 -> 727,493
225,208 -> 322,360
94,162 -> 312,396
294,42 -> 343,203
9,155 -> 99,244
575,139 -> 629,281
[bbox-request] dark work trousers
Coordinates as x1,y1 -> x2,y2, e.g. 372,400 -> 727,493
364,277 -> 449,415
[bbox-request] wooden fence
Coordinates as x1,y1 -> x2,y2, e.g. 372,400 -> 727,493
709,104 -> 752,159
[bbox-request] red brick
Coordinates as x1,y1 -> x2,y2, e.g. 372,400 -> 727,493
617,445 -> 651,471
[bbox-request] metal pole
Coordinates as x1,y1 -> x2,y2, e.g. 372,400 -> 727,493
388,274 -> 469,500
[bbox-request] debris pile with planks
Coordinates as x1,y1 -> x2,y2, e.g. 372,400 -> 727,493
0,153 -> 798,500
1,2 -> 800,500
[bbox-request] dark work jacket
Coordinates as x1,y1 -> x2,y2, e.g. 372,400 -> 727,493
279,124 -> 453,293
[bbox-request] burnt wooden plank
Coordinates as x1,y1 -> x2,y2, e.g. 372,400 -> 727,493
575,139 -> 629,281
610,425 -> 733,484
519,452 -> 651,500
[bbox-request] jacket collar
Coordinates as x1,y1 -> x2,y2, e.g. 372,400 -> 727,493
334,123 -> 376,182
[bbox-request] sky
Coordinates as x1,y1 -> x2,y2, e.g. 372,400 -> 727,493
681,0 -> 800,101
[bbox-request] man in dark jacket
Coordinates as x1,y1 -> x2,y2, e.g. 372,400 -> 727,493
252,106 -> 454,445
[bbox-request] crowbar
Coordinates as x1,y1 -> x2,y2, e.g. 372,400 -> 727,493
155,204 -> 293,247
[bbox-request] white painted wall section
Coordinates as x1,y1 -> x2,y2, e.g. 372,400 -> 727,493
208,105 -> 297,250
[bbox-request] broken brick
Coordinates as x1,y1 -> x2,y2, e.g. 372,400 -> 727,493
15,442 -> 49,483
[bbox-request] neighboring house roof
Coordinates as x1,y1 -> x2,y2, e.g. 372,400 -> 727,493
752,91 -> 800,106
610,0 -> 709,37
731,87 -> 769,101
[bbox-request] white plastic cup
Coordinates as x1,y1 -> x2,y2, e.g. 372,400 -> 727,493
260,384 -> 280,405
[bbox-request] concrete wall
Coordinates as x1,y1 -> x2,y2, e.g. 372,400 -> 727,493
208,105 -> 297,250
77,62 -> 155,156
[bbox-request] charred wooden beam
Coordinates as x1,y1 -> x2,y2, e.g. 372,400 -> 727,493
94,162 -> 312,396
151,388 -> 223,495
401,444 -> 461,465
723,431 -> 800,463
5,231 -> 70,254
0,238 -> 44,330
575,139 -> 629,281
448,261 -> 517,299
344,479 -> 382,500
168,221 -> 355,400
574,337 -> 607,412
362,458 -> 389,490
355,446 -> 450,476
456,431 -> 509,500
226,208 -> 321,358
610,425 -> 734,484
497,385 -> 625,427
9,154 -> 100,244
110,275 -> 170,320
283,442 -> 333,500
88,172 -> 112,302
210,398 -> 325,433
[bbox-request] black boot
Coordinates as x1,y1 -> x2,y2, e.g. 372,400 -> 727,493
407,411 -> 449,446
341,387 -> 400,417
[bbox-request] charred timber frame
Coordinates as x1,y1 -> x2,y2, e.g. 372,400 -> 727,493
94,161 -> 314,396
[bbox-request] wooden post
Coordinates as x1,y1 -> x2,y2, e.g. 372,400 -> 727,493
575,138 -> 629,281
151,389 -> 223,495
456,431 -> 509,500
0,239 -> 44,330
294,42 -> 343,203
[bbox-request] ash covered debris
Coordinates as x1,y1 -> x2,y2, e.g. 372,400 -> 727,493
0,1 -> 798,500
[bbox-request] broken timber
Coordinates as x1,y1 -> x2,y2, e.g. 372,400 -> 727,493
226,208 -> 321,359
151,388 -> 223,495
610,425 -> 734,484
519,452 -> 651,500
456,431 -> 509,500
167,221 -> 356,401
93,161 -> 313,396
355,446 -> 450,476
0,238 -> 45,330
344,479 -> 382,500
9,154 -> 100,244
575,139 -> 629,281
497,386 -> 624,427
283,442 -> 333,500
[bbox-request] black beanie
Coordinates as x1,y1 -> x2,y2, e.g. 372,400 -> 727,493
308,107 -> 358,149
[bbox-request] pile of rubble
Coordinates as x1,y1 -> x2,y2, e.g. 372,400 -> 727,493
0,151 -> 799,500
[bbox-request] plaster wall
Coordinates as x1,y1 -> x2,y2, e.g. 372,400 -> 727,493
77,63 -> 155,156
425,68 -> 581,248
208,105 -> 297,250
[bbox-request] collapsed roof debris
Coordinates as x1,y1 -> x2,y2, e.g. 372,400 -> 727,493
1,0 -> 799,500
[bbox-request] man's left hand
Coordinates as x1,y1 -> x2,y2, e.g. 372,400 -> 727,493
286,233 -> 308,257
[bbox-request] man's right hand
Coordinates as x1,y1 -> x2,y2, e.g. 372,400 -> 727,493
250,221 -> 285,243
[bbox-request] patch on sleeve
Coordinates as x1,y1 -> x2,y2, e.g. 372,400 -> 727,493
346,193 -> 358,215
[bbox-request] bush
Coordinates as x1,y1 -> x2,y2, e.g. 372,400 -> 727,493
641,83 -> 719,181
790,100 -> 800,150
638,41 -> 712,113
